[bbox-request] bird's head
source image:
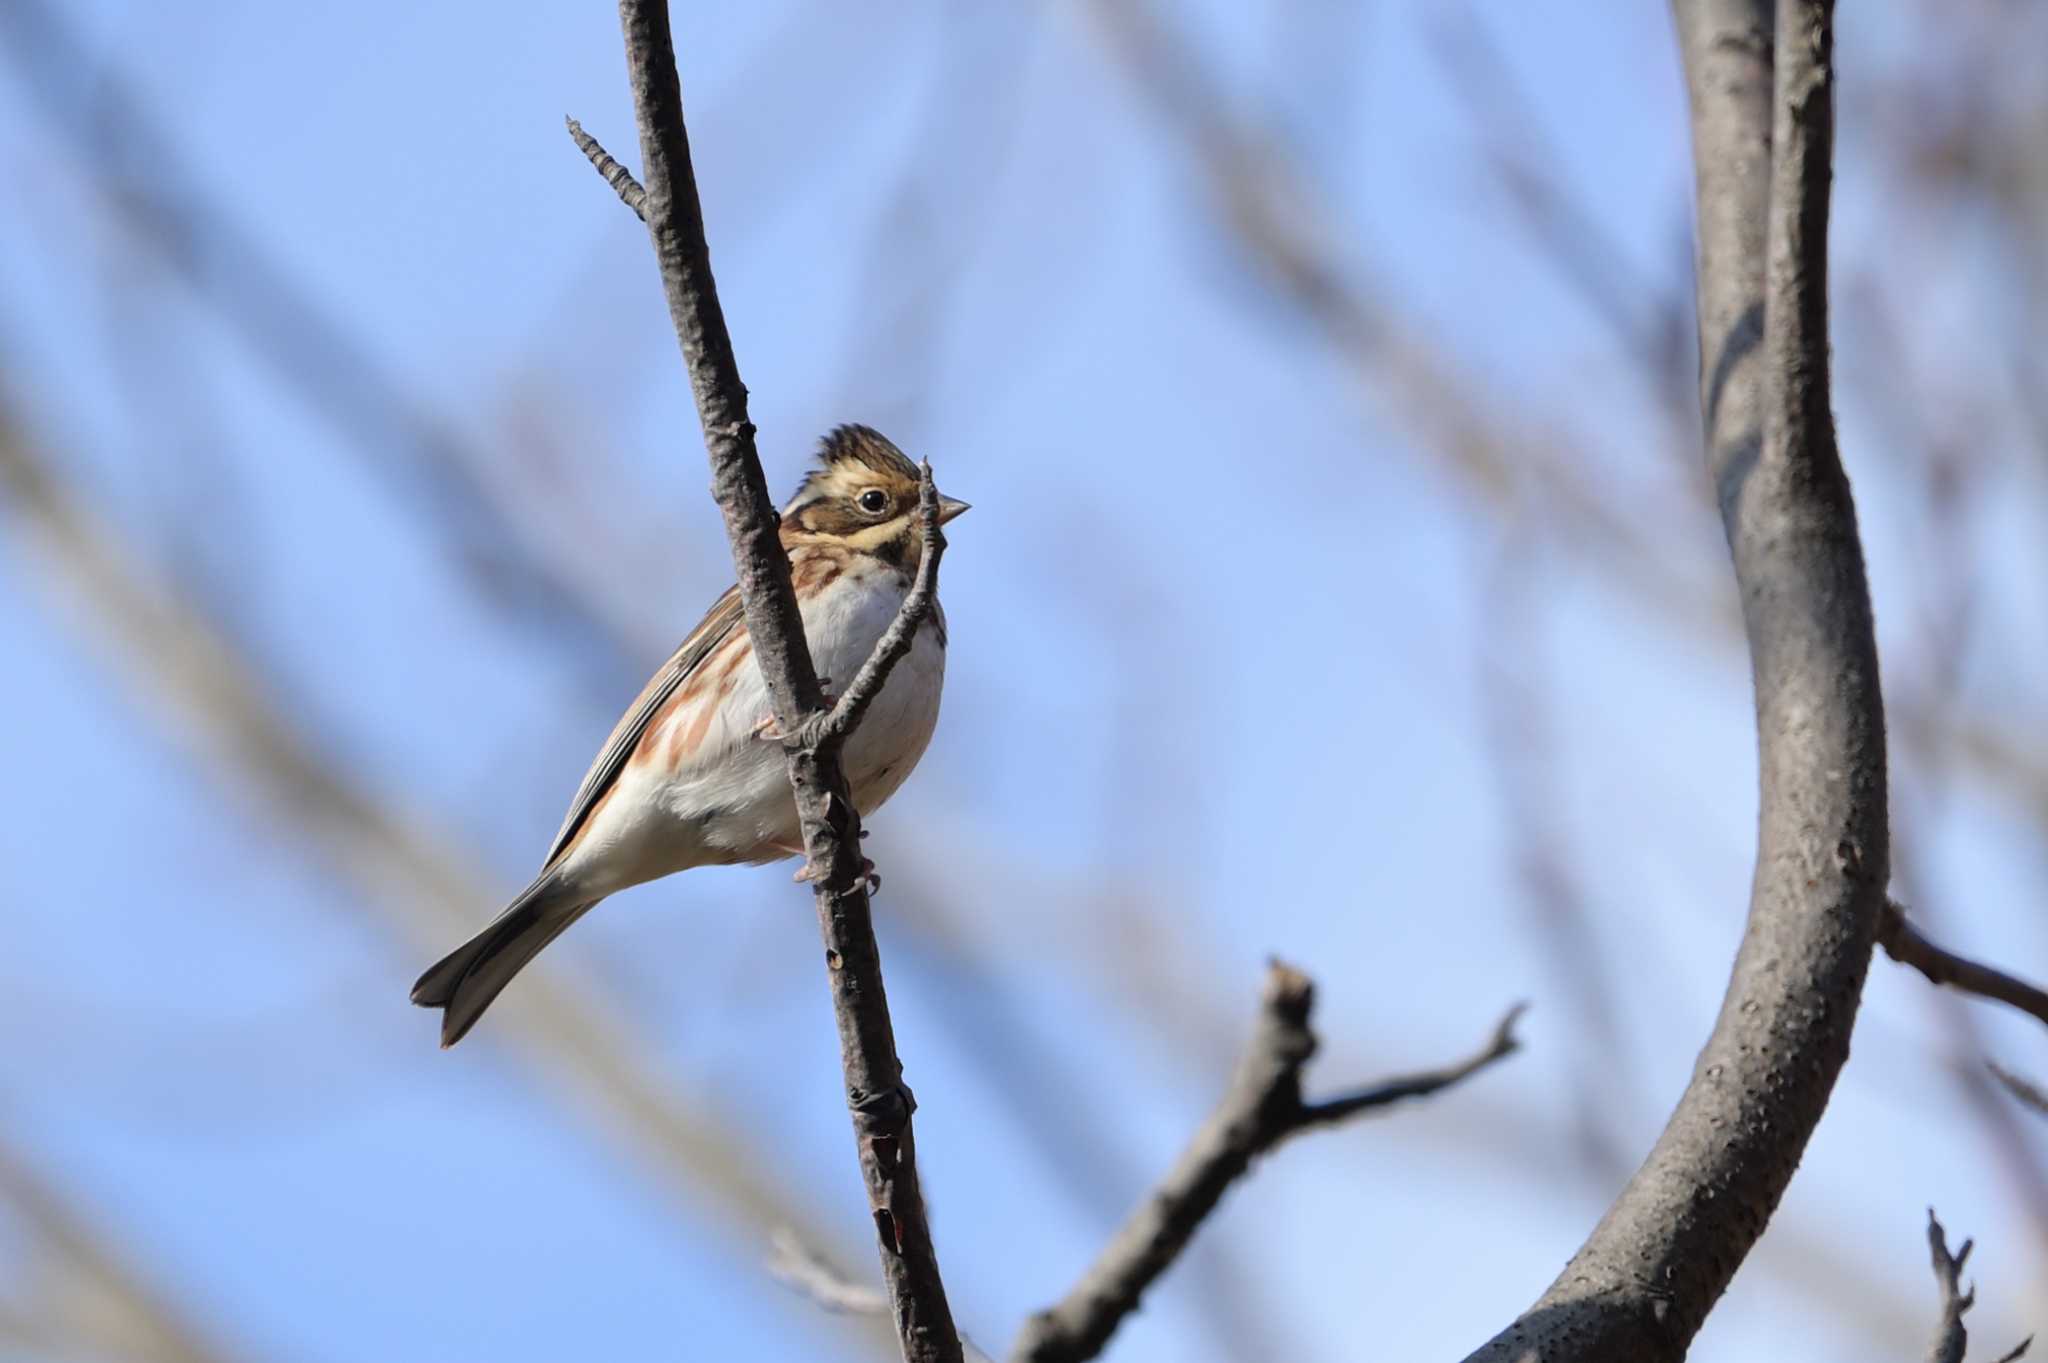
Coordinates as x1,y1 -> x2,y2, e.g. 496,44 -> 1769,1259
781,425 -> 969,555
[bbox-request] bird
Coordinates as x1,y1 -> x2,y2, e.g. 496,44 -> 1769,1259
411,425 -> 968,1047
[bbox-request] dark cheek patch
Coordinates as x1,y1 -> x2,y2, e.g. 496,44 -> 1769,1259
871,534 -> 908,571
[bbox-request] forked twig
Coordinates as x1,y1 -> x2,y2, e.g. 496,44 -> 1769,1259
1010,963 -> 1521,1363
1924,1209 -> 2031,1363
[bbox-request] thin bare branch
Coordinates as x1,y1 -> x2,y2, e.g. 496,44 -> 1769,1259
1010,963 -> 1521,1363
609,4 -> 959,1358
1927,1209 -> 1978,1363
566,116 -> 648,220
1882,901 -> 2048,1032
1296,1004 -> 1525,1130
1924,1209 -> 2032,1363
1466,3 -> 1889,1357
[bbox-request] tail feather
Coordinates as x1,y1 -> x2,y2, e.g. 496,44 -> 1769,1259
411,880 -> 598,1047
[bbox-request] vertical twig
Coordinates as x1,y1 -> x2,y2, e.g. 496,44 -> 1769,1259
609,5 -> 961,1359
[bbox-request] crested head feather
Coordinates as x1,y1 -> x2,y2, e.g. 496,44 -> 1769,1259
784,425 -> 918,510
821,424 -> 918,480
781,426 -> 928,552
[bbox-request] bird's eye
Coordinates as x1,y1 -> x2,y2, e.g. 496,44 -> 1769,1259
857,489 -> 889,514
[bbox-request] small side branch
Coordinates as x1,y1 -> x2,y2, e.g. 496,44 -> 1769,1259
1928,1209 -> 1978,1363
1924,1209 -> 2030,1363
1296,1003 -> 1525,1131
566,116 -> 647,221
1881,901 -> 2048,1033
1009,963 -> 1522,1363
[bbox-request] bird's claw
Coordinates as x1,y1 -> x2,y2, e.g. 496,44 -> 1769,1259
752,683 -> 839,745
792,855 -> 880,894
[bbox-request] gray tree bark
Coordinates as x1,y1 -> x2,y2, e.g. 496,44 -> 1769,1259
1461,2 -> 1889,1356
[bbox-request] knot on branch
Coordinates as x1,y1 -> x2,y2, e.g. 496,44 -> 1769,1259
850,1079 -> 917,1138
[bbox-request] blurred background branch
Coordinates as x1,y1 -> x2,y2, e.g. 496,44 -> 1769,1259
0,0 -> 656,700
0,1132 -> 237,1363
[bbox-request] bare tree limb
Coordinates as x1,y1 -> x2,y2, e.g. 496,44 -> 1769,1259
608,5 -> 960,1358
1010,963 -> 1522,1363
1882,901 -> 2048,1033
1924,1209 -> 2032,1363
1465,3 -> 1890,1357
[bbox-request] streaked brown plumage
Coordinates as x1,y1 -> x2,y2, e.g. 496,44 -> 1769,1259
411,426 -> 968,1046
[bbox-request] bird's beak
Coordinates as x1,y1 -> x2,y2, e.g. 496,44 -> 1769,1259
937,496 -> 972,525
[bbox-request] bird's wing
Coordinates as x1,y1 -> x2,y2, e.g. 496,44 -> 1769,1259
541,584 -> 747,869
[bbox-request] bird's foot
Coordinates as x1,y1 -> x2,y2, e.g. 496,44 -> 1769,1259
792,855 -> 879,894
752,681 -> 836,743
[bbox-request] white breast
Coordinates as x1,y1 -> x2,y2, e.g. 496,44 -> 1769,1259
678,564 -> 945,864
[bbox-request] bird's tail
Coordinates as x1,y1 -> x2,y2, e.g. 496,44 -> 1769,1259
410,879 -> 598,1048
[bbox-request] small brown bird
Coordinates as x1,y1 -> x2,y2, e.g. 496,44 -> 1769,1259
411,426 -> 967,1046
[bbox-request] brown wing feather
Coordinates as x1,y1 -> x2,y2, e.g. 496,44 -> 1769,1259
541,585 -> 746,868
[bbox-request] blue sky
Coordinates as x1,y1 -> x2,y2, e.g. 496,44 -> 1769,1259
1,2 -> 2044,1361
